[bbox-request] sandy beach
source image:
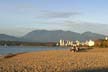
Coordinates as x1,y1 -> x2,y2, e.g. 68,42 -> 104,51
0,48 -> 108,72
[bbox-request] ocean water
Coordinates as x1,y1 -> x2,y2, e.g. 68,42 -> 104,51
0,46 -> 68,55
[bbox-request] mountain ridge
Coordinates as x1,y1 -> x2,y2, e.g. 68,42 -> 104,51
22,30 -> 107,42
0,30 -> 107,42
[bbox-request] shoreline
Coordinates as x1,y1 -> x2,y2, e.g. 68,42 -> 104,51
0,46 -> 69,56
0,52 -> 27,59
0,47 -> 106,58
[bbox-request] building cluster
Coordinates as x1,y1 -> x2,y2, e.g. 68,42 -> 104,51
85,40 -> 95,47
56,39 -> 95,47
56,40 -> 79,46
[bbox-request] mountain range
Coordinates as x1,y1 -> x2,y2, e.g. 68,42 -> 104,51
0,30 -> 107,42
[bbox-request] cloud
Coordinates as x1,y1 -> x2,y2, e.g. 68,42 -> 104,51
34,19 -> 108,35
36,11 -> 79,19
61,20 -> 108,35
33,19 -> 66,25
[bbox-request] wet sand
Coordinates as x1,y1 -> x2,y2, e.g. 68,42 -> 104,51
0,48 -> 108,72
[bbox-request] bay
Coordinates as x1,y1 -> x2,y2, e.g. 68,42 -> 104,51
0,46 -> 68,55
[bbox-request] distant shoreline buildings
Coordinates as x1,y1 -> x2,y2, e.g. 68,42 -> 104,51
56,37 -> 108,47
56,39 -> 95,47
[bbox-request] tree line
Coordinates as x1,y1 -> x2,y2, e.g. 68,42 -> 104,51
0,41 -> 56,46
94,39 -> 108,48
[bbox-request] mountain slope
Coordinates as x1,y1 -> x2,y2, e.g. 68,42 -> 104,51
22,30 -> 80,42
0,34 -> 32,42
22,30 -> 107,42
0,34 -> 19,41
0,30 -> 106,42
81,31 -> 106,41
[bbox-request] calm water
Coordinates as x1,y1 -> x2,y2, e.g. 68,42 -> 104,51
0,46 -> 68,55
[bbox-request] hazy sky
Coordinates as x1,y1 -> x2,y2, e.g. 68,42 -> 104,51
0,0 -> 108,36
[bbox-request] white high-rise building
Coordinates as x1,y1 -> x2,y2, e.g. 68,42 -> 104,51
105,37 -> 108,40
59,39 -> 65,46
88,40 -> 95,47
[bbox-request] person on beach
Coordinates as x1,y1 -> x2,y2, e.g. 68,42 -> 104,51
70,43 -> 79,52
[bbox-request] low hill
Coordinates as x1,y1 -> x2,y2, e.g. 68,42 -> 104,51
0,34 -> 19,41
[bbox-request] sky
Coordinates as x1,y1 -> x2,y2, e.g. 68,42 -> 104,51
0,0 -> 108,36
